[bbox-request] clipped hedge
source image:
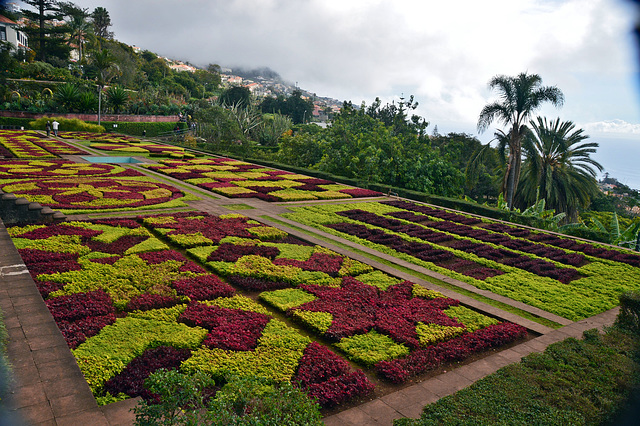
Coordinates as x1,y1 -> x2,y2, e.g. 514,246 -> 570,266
0,117 -> 32,129
29,116 -> 105,133
96,121 -> 187,137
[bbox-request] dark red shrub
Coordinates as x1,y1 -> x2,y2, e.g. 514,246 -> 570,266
126,293 -> 181,312
173,275 -> 236,300
207,243 -> 280,262
137,250 -> 187,264
57,313 -> 117,349
226,275 -> 290,291
46,289 -> 115,321
293,342 -> 350,387
178,302 -> 270,351
104,345 -> 192,400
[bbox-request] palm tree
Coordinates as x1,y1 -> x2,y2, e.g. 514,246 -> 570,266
106,86 -> 129,114
477,72 -> 564,209
54,83 -> 81,112
89,48 -> 120,125
518,117 -> 603,221
59,2 -> 93,62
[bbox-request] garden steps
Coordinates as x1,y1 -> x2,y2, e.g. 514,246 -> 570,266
0,189 -> 66,226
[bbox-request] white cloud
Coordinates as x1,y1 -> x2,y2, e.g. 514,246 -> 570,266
583,119 -> 640,135
66,0 -> 640,137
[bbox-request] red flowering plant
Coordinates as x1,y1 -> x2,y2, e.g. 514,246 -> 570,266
173,275 -> 236,301
103,345 -> 193,401
144,157 -> 382,202
375,322 -> 527,383
141,212 -> 264,245
0,161 -> 136,180
292,342 -> 374,408
178,302 -> 271,351
0,176 -> 187,213
45,290 -> 117,349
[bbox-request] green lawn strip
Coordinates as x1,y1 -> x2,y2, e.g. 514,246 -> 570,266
395,327 -> 640,426
260,215 -> 563,330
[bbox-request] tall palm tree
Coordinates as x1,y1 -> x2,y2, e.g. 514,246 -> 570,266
89,48 -> 120,125
518,117 -> 603,221
477,72 -> 564,209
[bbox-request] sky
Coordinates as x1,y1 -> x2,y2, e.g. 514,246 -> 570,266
13,0 -> 640,186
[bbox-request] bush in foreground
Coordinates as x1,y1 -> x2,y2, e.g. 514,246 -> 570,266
134,370 -> 322,426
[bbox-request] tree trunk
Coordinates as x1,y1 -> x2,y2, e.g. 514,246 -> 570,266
505,127 -> 523,209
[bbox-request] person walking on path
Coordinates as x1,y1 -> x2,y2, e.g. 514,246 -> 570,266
45,121 -> 51,137
52,120 -> 59,137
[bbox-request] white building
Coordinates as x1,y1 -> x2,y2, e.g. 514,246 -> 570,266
0,14 -> 28,52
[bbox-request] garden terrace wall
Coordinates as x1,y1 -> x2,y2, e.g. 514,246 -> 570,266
0,111 -> 179,123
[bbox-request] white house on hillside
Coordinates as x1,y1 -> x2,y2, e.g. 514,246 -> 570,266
0,14 -> 28,52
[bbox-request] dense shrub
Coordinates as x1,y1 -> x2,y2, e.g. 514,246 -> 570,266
28,116 -> 105,133
133,372 -> 323,425
615,291 -> 640,334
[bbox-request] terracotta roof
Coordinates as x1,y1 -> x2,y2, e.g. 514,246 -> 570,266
0,15 -> 18,25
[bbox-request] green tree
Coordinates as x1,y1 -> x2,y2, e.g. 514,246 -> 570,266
366,94 -> 429,138
21,0 -> 71,63
518,117 -> 603,221
54,82 -> 81,112
89,48 -> 120,124
220,85 -> 251,107
286,90 -> 314,124
58,2 -> 92,62
77,90 -> 98,113
91,6 -> 113,40
477,72 -> 564,209
105,85 -> 129,114
259,113 -> 292,146
0,42 -> 18,101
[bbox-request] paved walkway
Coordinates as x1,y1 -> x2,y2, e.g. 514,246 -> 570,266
0,150 -> 625,425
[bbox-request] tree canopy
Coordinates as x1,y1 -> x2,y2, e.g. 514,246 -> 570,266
478,72 -> 564,209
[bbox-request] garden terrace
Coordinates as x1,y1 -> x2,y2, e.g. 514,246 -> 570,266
0,128 -> 634,424
282,201 -> 640,321
5,210 -> 528,414
0,130 -> 87,159
144,157 -> 383,202
59,132 -> 192,159
0,160 -> 198,214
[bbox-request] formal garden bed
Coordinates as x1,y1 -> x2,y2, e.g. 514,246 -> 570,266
7,212 -> 527,410
59,132 -> 192,158
144,157 -> 383,201
282,200 -> 640,321
0,130 -> 87,158
0,160 -> 197,214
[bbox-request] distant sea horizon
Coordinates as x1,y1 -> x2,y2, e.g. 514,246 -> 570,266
591,135 -> 640,192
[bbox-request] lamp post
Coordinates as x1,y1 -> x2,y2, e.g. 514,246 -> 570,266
97,85 -> 102,126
